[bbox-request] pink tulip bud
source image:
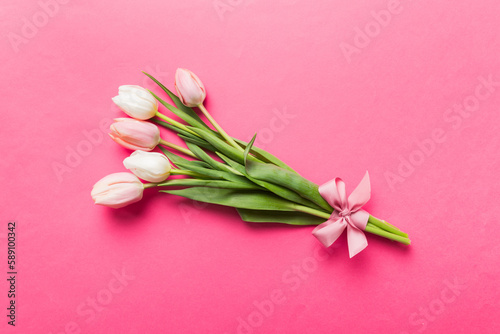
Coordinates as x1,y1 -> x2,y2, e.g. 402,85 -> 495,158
91,172 -> 144,208
109,118 -> 161,151
174,68 -> 206,107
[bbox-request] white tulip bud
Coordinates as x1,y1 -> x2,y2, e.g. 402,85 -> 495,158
123,151 -> 172,183
112,85 -> 158,120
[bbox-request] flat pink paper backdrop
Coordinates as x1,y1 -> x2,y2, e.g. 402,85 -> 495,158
1,0 -> 499,333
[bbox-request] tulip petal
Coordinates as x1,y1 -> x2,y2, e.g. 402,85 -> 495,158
91,173 -> 144,209
346,225 -> 368,258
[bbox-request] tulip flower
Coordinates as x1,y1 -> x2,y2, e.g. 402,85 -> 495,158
110,118 -> 160,151
112,85 -> 158,120
91,172 -> 144,208
174,68 -> 206,107
123,151 -> 172,183
175,68 -> 242,152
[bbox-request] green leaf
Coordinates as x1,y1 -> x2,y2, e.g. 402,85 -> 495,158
243,133 -> 257,166
237,209 -> 325,225
178,134 -> 217,152
151,119 -> 194,138
161,188 -> 297,211
245,155 -> 333,212
250,178 -> 325,210
216,153 -> 247,174
157,179 -> 261,190
183,161 -> 212,169
159,145 -> 187,165
174,163 -> 227,179
158,146 -> 210,170
186,142 -> 242,175
149,91 -> 208,130
190,127 -> 246,163
174,161 -> 255,186
143,71 -> 209,128
240,136 -> 327,210
234,138 -> 297,173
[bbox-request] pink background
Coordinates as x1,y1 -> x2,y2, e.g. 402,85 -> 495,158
1,0 -> 499,333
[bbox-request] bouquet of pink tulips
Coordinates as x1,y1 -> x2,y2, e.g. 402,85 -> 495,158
92,69 -> 411,258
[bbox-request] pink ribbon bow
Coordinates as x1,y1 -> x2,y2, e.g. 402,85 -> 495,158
312,172 -> 371,258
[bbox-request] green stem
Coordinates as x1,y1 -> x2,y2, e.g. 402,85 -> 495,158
291,204 -> 331,219
155,112 -> 199,136
159,139 -> 197,158
198,103 -> 244,152
368,215 -> 408,238
365,224 -> 411,245
143,183 -> 158,189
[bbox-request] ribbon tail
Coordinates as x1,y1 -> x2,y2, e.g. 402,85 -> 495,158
312,218 -> 346,248
346,225 -> 368,258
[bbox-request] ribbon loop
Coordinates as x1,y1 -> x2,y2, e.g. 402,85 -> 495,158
312,171 -> 371,258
